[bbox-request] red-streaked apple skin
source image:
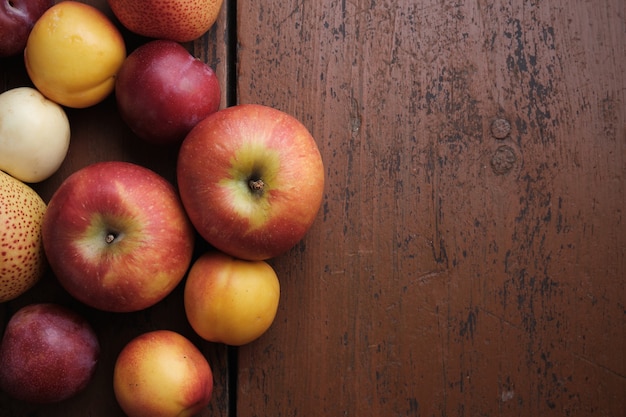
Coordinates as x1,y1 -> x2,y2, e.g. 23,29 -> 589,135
115,40 -> 221,145
41,161 -> 195,312
113,330 -> 213,417
0,0 -> 54,57
0,303 -> 100,403
177,104 -> 325,261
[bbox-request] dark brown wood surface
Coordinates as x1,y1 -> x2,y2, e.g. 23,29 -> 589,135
1,0 -> 624,416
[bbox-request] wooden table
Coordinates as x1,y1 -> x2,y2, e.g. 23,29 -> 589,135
2,0 -> 624,415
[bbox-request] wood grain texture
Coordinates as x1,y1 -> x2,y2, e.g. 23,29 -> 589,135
235,0 -> 625,416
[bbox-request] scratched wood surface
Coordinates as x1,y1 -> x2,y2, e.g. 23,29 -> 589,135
1,0 -> 625,416
233,0 -> 625,416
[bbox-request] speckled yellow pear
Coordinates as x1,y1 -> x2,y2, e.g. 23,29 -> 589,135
0,170 -> 47,302
0,87 -> 70,183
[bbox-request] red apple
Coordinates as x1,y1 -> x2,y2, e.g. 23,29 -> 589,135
41,161 -> 195,312
0,0 -> 54,57
115,40 -> 221,145
107,0 -> 223,42
113,330 -> 213,417
0,303 -> 100,403
177,104 -> 325,261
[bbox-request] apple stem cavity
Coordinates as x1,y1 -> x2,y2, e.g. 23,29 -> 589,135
248,178 -> 265,196
105,232 -> 118,244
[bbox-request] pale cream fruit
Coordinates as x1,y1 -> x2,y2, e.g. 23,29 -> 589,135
0,87 -> 70,183
0,171 -> 47,302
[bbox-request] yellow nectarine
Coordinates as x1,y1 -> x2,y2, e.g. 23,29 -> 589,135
113,330 -> 213,417
24,1 -> 126,108
184,251 -> 281,346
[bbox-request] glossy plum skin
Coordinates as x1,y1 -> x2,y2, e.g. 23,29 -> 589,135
115,40 -> 221,145
0,303 -> 100,403
0,0 -> 54,57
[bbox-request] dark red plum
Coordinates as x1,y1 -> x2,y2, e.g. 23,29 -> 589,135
0,0 -> 54,57
115,39 -> 221,145
0,303 -> 100,403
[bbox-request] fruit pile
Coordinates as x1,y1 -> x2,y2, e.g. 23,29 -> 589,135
0,1 -> 325,415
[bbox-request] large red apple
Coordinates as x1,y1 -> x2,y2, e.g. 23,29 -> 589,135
0,303 -> 100,403
107,0 -> 223,42
177,104 -> 325,261
0,0 -> 54,57
115,40 -> 221,145
41,161 -> 195,312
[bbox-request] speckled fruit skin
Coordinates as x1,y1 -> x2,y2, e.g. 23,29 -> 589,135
113,330 -> 213,417
0,170 -> 47,302
0,303 -> 100,403
107,0 -> 223,42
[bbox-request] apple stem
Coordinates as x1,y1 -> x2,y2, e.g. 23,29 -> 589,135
248,179 -> 265,195
105,233 -> 116,244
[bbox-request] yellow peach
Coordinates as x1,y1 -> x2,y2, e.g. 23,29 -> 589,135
184,251 -> 281,346
113,330 -> 213,417
24,1 -> 126,108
